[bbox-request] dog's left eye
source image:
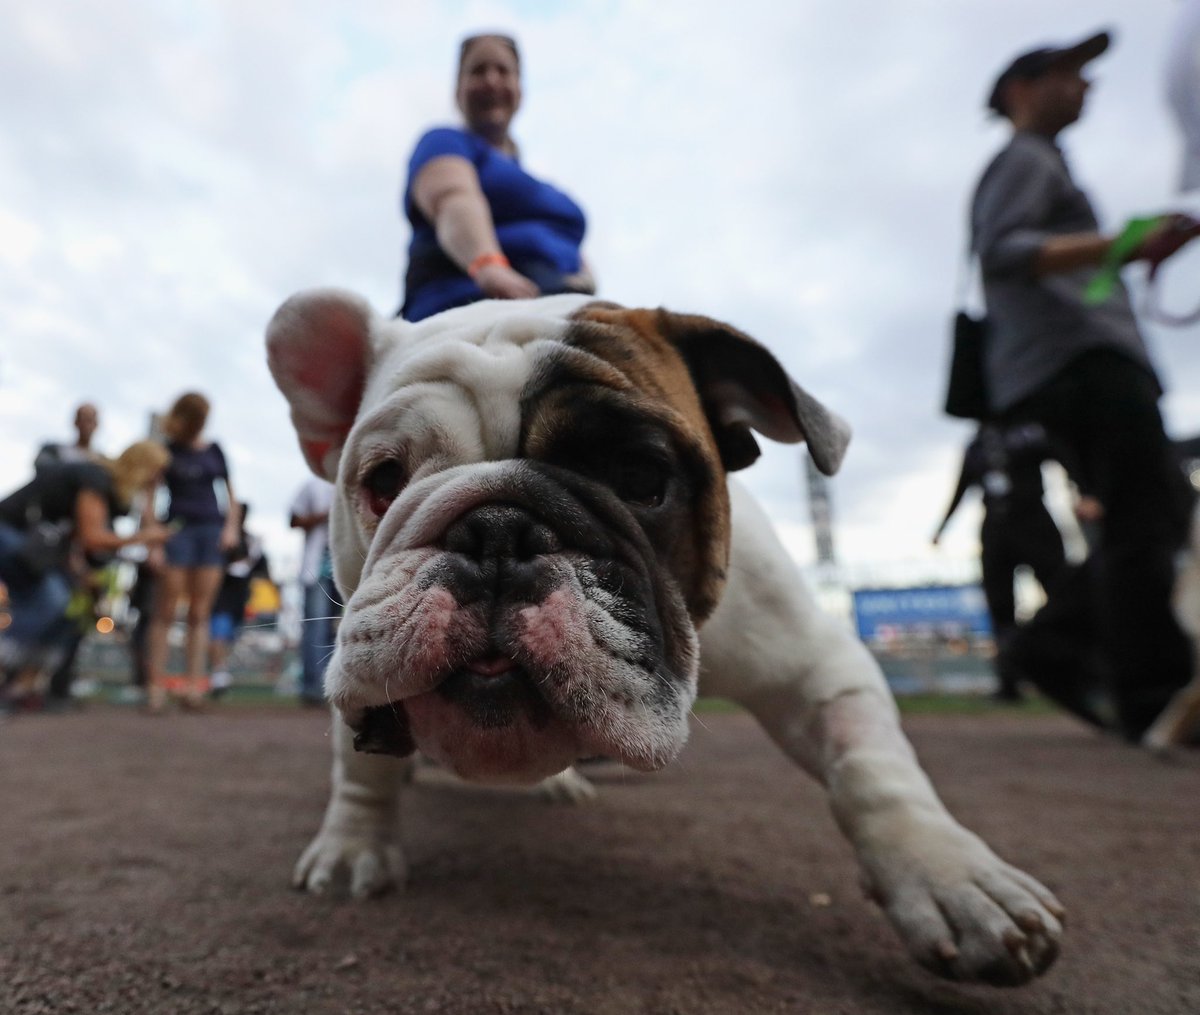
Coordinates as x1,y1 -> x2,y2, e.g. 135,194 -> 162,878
362,459 -> 407,517
611,458 -> 669,508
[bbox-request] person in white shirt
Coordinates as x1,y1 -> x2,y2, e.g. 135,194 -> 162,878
289,477 -> 339,705
1166,0 -> 1200,193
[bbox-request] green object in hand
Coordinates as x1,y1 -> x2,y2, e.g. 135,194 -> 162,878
1083,215 -> 1162,304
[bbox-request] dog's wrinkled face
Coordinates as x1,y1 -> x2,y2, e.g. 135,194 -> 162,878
268,292 -> 848,783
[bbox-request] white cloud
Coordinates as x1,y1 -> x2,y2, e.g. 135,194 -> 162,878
0,0 -> 1195,589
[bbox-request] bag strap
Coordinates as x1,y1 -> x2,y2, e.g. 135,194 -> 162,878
954,238 -> 981,311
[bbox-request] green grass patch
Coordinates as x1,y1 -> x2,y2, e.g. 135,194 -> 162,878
895,693 -> 1057,715
694,694 -> 1058,717
87,684 -> 1059,718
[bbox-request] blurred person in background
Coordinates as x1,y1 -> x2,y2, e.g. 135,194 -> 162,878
399,31 -> 594,322
144,393 -> 241,713
124,558 -> 158,702
31,401 -> 107,707
289,476 -> 337,706
1166,0 -> 1200,195
0,442 -> 171,711
932,421 -> 1068,701
34,402 -> 104,474
207,503 -> 270,699
972,28 -> 1200,740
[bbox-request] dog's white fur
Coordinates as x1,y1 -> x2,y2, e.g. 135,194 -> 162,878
276,292 -> 1064,986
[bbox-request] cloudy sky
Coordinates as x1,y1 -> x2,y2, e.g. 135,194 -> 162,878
3,0 -> 1198,585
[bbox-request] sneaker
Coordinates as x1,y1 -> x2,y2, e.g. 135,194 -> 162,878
114,686 -> 147,706
209,671 -> 232,700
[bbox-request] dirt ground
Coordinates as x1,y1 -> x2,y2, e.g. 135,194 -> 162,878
0,703 -> 1197,1015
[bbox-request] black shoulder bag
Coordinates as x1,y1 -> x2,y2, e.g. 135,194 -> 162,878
943,248 -> 990,420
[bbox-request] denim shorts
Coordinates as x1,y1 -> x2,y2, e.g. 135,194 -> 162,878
165,522 -> 225,568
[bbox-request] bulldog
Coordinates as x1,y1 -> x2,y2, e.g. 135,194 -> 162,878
267,290 -> 1064,986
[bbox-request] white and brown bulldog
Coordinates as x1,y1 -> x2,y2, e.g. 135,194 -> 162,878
267,290 -> 1064,986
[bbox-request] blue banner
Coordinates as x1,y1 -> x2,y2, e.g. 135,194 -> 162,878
852,584 -> 992,641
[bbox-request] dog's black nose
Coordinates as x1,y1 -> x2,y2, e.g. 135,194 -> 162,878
443,504 -> 561,562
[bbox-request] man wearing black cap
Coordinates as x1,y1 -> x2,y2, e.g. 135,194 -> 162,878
971,28 -> 1197,742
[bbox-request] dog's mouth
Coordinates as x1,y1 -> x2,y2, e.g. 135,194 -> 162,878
347,655 -> 586,782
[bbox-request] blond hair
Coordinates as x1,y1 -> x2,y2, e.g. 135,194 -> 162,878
163,391 -> 210,444
109,440 -> 171,508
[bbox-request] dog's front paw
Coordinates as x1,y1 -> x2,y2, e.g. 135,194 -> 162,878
857,811 -> 1064,986
537,766 -> 597,803
292,823 -> 407,900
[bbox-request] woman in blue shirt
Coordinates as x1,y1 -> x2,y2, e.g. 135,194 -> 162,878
400,33 -> 593,322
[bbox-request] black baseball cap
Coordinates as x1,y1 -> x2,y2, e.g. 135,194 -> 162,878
987,30 -> 1112,115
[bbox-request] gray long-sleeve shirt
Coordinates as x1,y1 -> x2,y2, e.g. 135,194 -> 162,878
970,130 -> 1158,413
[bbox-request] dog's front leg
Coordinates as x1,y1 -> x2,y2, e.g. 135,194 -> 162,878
293,714 -> 411,898
803,679 -> 1062,985
700,483 -> 1064,985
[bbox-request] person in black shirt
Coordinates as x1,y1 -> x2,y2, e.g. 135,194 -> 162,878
31,401 -> 105,705
0,441 -> 172,706
933,422 -> 1068,700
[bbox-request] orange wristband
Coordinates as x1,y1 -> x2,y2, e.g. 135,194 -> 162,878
467,251 -> 509,279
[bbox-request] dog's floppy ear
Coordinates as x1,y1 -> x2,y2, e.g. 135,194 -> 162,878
266,288 -> 376,481
658,310 -> 851,475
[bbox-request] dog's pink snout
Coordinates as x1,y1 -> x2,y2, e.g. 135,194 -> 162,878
466,655 -> 518,679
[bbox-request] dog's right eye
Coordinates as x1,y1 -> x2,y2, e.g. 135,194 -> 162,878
362,459 -> 407,517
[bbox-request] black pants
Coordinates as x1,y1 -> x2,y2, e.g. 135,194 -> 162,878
1001,350 -> 1194,739
980,502 -> 1067,695
128,565 -> 157,689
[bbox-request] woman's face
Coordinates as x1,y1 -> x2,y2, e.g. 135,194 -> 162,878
456,37 -> 521,137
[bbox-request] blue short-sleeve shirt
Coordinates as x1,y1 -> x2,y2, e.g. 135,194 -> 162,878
400,127 -> 587,321
165,441 -> 228,525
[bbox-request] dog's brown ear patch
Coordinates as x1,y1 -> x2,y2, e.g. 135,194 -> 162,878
656,310 -> 852,476
266,289 -> 374,481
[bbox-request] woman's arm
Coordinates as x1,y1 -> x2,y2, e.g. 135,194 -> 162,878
75,489 -> 169,555
1032,233 -> 1114,276
220,481 -> 242,552
411,155 -> 539,299
1034,216 -> 1200,277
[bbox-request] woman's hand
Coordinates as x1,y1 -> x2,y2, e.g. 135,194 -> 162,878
219,525 -> 240,553
1135,213 -> 1200,272
473,262 -> 540,299
137,523 -> 173,547
563,262 -> 597,295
